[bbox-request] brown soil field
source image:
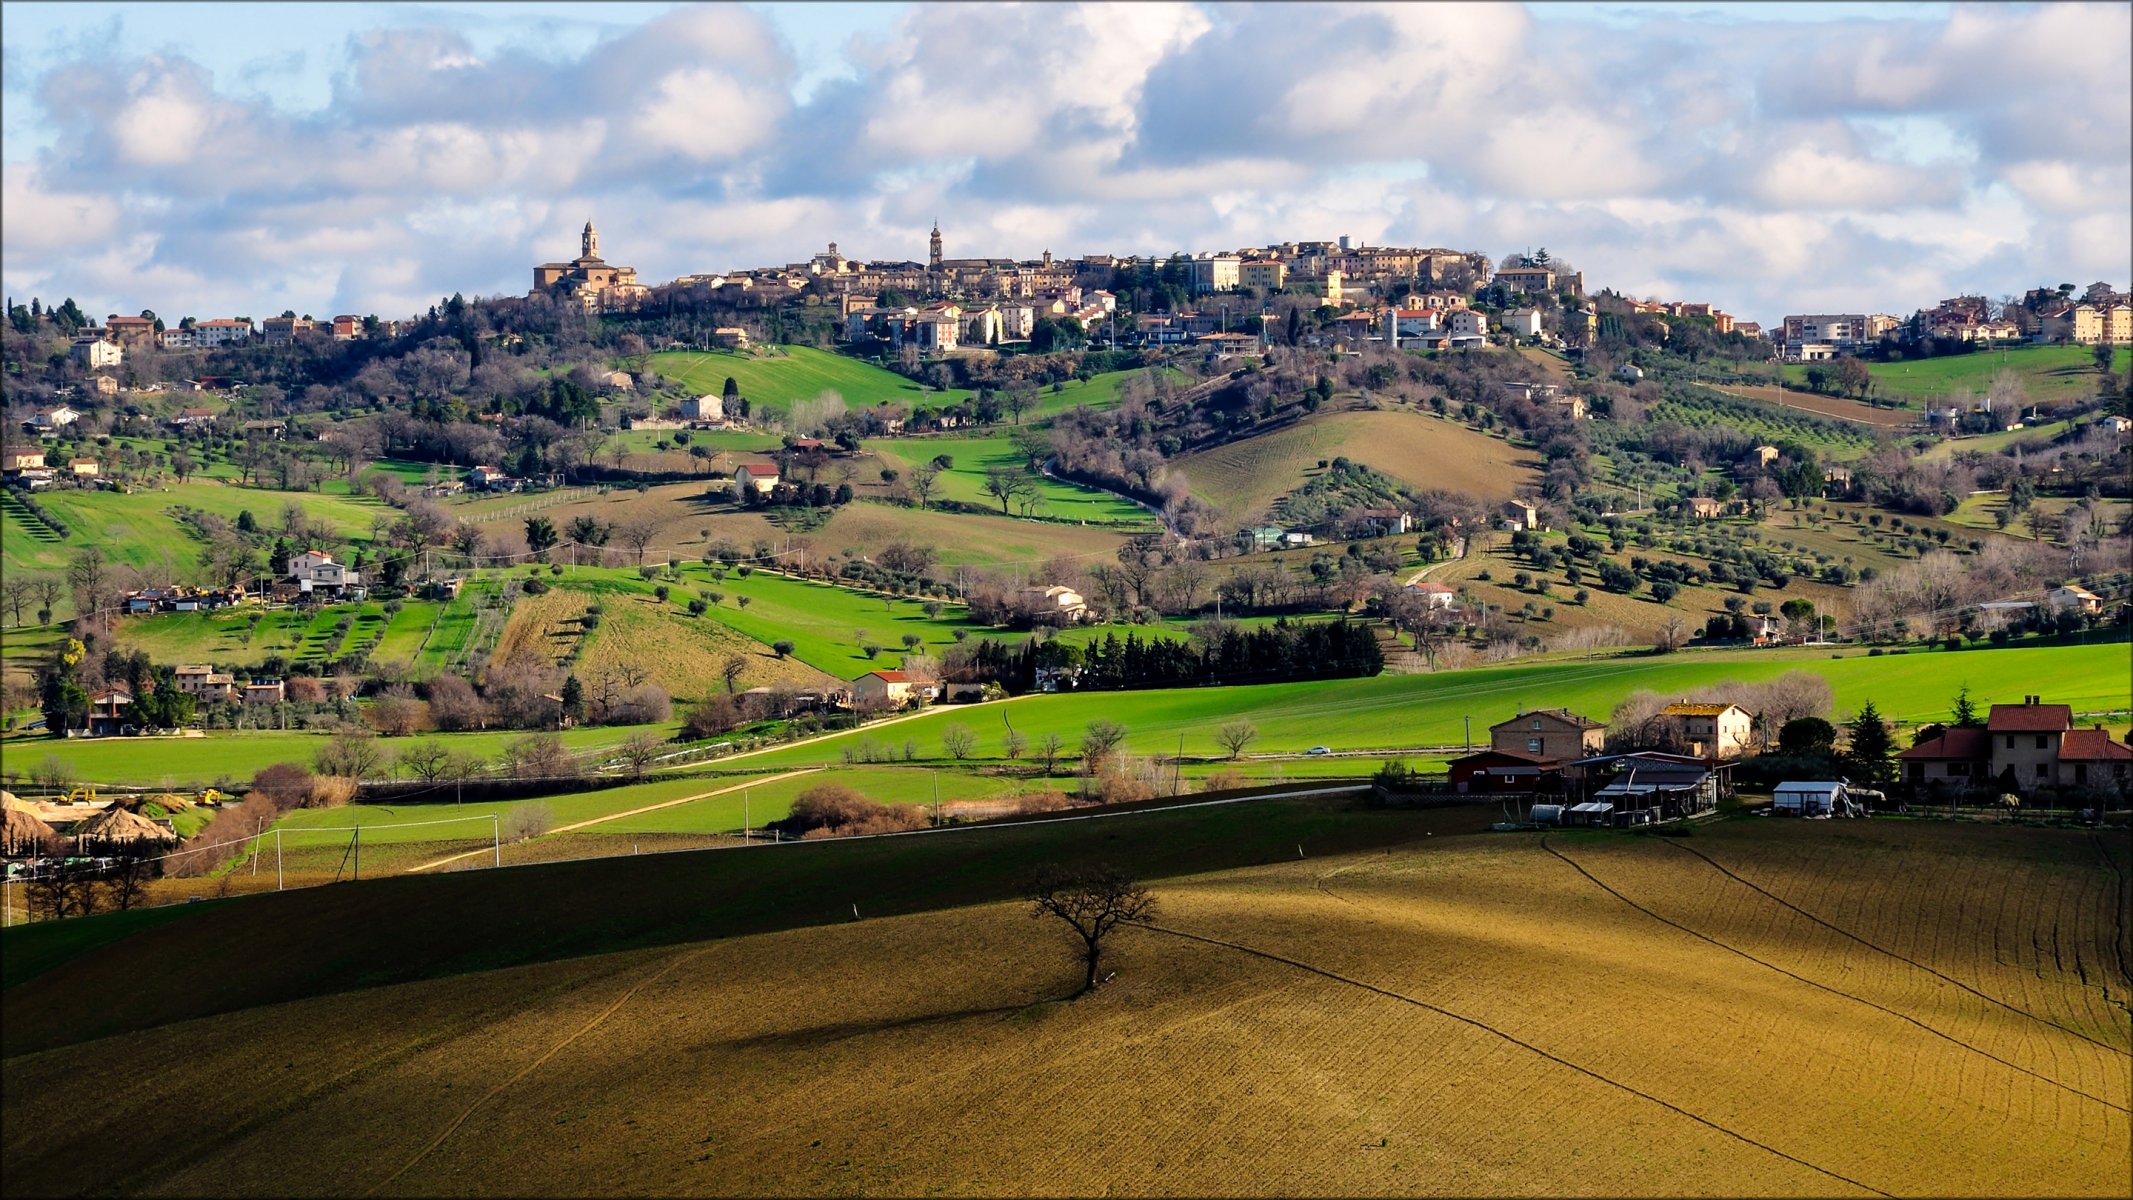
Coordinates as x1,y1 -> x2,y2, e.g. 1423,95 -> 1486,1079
1709,384 -> 1918,429
1179,409 -> 1541,524
490,584 -> 836,697
467,481 -> 782,561
808,503 -> 1131,567
6,818 -> 2123,1197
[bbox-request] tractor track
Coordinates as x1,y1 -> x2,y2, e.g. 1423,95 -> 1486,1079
1660,837 -> 2130,1057
1541,838 -> 2128,1114
1132,921 -> 1893,1197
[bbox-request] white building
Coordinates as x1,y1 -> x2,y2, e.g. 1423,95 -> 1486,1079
71,337 -> 122,369
677,394 -> 724,422
288,549 -> 361,594
1501,308 -> 1543,338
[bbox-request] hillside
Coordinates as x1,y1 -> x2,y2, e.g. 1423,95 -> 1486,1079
643,347 -> 972,412
1177,408 -> 1541,524
1780,343 -> 2129,405
3,812 -> 2123,1196
0,480 -> 385,580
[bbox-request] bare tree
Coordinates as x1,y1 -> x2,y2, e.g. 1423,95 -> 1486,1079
395,738 -> 453,784
1215,720 -> 1259,760
315,726 -> 383,781
1027,863 -> 1158,995
104,849 -> 156,912
1,577 -> 26,627
617,519 -> 659,567
720,653 -> 749,694
1080,719 -> 1128,767
616,731 -> 666,780
907,462 -> 942,509
941,723 -> 977,760
1038,732 -> 1064,775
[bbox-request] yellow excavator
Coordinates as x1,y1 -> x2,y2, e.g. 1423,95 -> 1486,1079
63,785 -> 98,804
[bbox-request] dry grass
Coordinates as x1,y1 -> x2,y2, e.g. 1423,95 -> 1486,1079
490,584 -> 835,696
5,818 -> 2123,1197
1179,409 -> 1540,523
1707,383 -> 1916,429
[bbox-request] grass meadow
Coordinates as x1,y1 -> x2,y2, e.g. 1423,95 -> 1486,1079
1782,343 -> 2129,404
3,811 -> 2123,1196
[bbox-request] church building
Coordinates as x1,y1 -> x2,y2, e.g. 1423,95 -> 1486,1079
532,220 -> 649,312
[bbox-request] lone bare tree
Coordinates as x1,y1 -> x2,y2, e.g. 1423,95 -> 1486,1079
1215,720 -> 1259,760
720,653 -> 749,694
1027,863 -> 1157,995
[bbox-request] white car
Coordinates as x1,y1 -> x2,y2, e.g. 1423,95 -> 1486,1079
1306,746 -> 1330,756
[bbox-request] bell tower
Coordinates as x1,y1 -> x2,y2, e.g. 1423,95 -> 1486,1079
928,220 -> 943,273
582,219 -> 599,261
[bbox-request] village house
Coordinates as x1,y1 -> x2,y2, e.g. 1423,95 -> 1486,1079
261,316 -> 316,345
1,447 -> 47,474
1491,709 -> 1607,760
29,404 -> 80,432
71,335 -> 122,370
733,462 -> 780,496
2047,585 -> 2102,615
173,664 -> 237,703
713,326 -> 750,349
1501,307 -> 1543,338
331,315 -> 361,340
1898,698 -> 2133,791
1657,702 -> 1757,761
243,679 -> 287,705
92,375 -> 120,395
1500,498 -> 1543,532
677,394 -> 725,422
84,688 -> 134,737
1403,579 -> 1458,610
68,458 -> 99,478
849,669 -> 920,709
1020,584 -> 1089,624
1685,496 -> 1728,520
102,314 -> 158,351
288,549 -> 361,595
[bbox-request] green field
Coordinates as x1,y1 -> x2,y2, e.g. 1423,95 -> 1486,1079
1784,343 -> 2128,404
878,432 -> 1154,525
0,720 -> 681,789
727,641 -> 2128,768
668,566 -> 990,674
644,347 -> 972,413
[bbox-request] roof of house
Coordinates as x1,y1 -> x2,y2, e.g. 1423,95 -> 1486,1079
1407,581 -> 1456,594
736,461 -> 780,475
859,670 -> 913,684
2053,584 -> 2100,598
1987,703 -> 2072,733
1898,728 -> 1991,760
2058,730 -> 2133,762
1661,702 -> 1745,717
1447,749 -> 1557,768
1498,708 -> 1604,730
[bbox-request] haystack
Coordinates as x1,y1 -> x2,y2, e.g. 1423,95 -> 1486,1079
73,805 -> 178,848
3,791 -> 58,854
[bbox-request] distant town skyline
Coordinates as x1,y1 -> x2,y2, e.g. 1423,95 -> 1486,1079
3,1 -> 2127,324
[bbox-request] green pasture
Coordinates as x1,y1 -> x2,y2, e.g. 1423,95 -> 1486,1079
1,480 -> 386,582
1917,420 -> 2077,461
1782,344 -> 2127,403
264,774 -> 788,850
644,347 -> 972,412
673,566 -> 988,673
878,431 -> 1153,525
727,641 -> 2128,769
0,720 -> 682,789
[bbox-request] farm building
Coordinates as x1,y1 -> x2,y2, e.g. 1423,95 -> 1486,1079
1657,702 -> 1757,761
1490,708 -> 1605,760
1446,749 -> 1557,794
1897,698 -> 2133,791
734,462 -> 781,496
1564,752 -> 1730,819
850,670 -> 922,709
83,688 -> 134,737
1772,781 -> 1851,818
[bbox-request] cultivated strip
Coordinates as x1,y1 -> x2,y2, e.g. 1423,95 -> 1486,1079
366,945 -> 712,1195
1662,837 -> 2131,1056
1541,838 -> 2128,1113
1131,921 -> 1893,1197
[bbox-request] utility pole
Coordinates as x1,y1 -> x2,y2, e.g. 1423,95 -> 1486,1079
1463,715 -> 1472,754
743,788 -> 750,841
492,814 -> 501,868
276,829 -> 283,890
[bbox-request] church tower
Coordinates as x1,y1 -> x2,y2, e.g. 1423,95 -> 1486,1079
928,220 -> 943,273
582,219 -> 599,261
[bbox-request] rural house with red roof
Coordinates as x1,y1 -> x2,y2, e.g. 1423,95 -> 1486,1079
1899,697 -> 2133,791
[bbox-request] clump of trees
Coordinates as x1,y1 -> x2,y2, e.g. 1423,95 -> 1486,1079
778,783 -> 928,839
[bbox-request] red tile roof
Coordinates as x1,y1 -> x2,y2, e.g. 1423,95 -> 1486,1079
1987,703 -> 2071,733
863,670 -> 912,683
2058,730 -> 2133,762
1898,727 -> 1990,760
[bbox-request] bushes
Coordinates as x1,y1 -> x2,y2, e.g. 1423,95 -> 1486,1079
785,783 -> 928,838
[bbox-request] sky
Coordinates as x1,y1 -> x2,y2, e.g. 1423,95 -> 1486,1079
2,1 -> 2128,328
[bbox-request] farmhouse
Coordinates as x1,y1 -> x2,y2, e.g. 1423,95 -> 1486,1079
1445,749 -> 1555,793
1657,702 -> 1756,761
734,462 -> 781,496
1898,697 -> 2133,790
677,394 -> 724,422
1404,580 -> 1458,610
84,688 -> 134,737
2047,585 -> 2102,614
1021,584 -> 1089,624
1491,708 -> 1606,760
1500,498 -> 1543,531
2,447 -> 47,473
173,664 -> 236,702
288,549 -> 361,595
243,679 -> 287,705
850,669 -> 920,709
1685,497 -> 1728,520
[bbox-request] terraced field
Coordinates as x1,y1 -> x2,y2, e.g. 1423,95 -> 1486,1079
4,812 -> 2123,1196
1178,409 -> 1540,523
876,432 -> 1156,526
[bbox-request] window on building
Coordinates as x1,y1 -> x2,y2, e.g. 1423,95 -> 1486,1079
2035,735 -> 2047,749
1949,762 -> 1969,776
2034,763 -> 2047,777
2005,735 -> 2015,749
1527,738 -> 1542,754
2074,764 -> 2088,783
1532,719 -> 1542,730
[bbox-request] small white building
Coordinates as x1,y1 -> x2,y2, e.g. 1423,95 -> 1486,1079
733,462 -> 780,496
2047,585 -> 2102,615
288,549 -> 361,594
1772,781 -> 1848,818
1501,308 -> 1543,338
677,394 -> 725,422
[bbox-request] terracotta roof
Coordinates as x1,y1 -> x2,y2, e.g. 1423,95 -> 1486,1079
1661,703 -> 1742,717
1515,708 -> 1604,730
2058,730 -> 2133,762
736,462 -> 780,474
1898,728 -> 1990,760
1987,703 -> 2071,733
862,670 -> 912,683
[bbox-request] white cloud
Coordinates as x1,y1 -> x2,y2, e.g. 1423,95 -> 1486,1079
0,1 -> 2126,325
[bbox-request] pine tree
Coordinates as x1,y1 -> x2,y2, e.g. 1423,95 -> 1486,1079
1845,701 -> 1896,785
1950,685 -> 1981,728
